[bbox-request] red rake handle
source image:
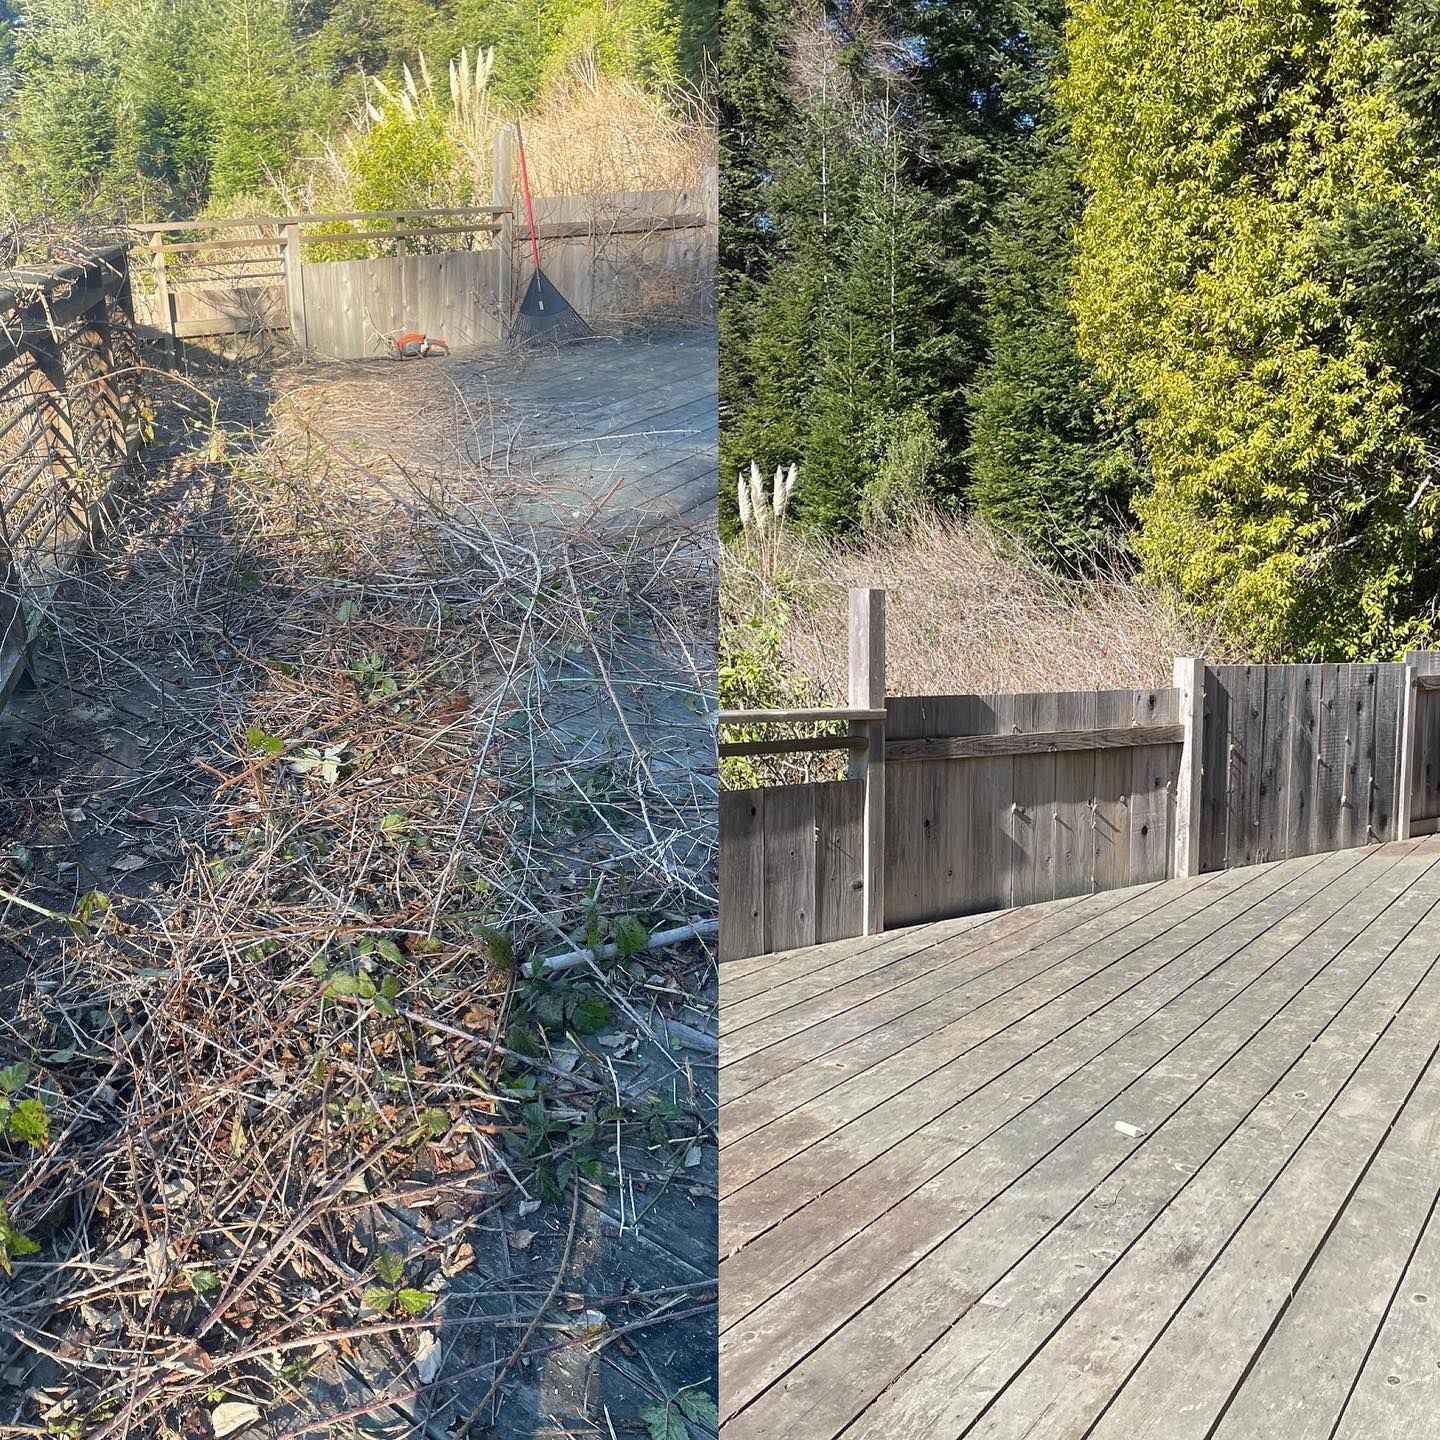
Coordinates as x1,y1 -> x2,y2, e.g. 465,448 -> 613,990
515,121 -> 542,276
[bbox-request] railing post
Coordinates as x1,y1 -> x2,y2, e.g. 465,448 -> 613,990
1172,656 -> 1205,877
282,222 -> 307,350
1397,654 -> 1421,841
149,234 -> 176,370
850,588 -> 886,934
493,128 -> 515,334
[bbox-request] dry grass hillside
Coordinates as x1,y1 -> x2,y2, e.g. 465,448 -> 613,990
722,510 -> 1228,708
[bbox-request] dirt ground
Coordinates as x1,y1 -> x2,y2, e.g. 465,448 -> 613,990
0,335 -> 718,1439
274,329 -> 715,531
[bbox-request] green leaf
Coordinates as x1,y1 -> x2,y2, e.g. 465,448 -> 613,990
568,993 -> 612,1036
372,996 -> 397,1018
5,1099 -> 50,1148
481,927 -> 514,971
373,1250 -> 404,1287
0,1204 -> 39,1277
421,1107 -> 450,1137
641,1401 -> 687,1440
244,727 -> 285,757
677,1392 -> 719,1425
395,1288 -> 432,1316
380,812 -> 408,836
324,973 -> 364,997
0,1063 -> 29,1095
375,937 -> 405,965
187,1269 -> 221,1294
362,1284 -> 395,1313
611,915 -> 650,958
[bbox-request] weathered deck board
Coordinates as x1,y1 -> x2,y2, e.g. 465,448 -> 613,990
718,838 -> 1440,1439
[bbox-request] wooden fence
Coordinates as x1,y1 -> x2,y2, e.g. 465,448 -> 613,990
129,133 -> 716,361
0,246 -> 142,710
718,589 -> 1440,960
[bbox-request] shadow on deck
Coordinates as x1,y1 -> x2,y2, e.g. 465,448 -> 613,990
720,838 -> 1440,1438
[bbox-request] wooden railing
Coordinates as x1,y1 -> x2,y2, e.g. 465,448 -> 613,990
129,205 -> 508,355
0,244 -> 141,709
719,587 -> 1440,960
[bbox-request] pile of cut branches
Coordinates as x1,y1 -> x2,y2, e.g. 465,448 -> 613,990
0,369 -> 717,1436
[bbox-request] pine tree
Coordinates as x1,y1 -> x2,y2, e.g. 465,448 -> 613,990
204,0 -> 308,203
122,0 -> 215,212
967,129 -> 1140,571
6,0 -> 126,215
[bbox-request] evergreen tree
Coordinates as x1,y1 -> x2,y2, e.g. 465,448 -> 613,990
719,0 -> 1065,536
6,0 -> 126,215
967,129 -> 1140,571
204,0 -> 308,202
122,0 -> 215,211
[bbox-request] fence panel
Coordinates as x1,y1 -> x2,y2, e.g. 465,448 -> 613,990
1198,662 -> 1409,868
884,687 -> 1181,928
718,780 -> 864,961
0,247 -> 140,709
298,249 -> 504,359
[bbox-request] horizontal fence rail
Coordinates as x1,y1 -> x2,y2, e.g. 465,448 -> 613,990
0,245 -> 142,709
128,132 -> 717,360
718,587 -> 1440,961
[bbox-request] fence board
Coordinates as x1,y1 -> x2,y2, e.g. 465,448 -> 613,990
814,781 -> 866,944
1254,666 -> 1291,863
1049,691 -> 1095,900
1091,691 -> 1137,898
1199,666 -> 1231,873
1012,692 -> 1060,907
1286,665 -> 1320,858
1128,688 -> 1171,883
758,784 -> 817,955
718,791 -> 765,962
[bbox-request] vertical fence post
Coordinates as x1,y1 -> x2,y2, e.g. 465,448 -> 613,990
1397,654 -> 1420,841
701,162 -> 718,321
493,128 -> 515,337
149,234 -> 176,370
1172,656 -> 1205,878
282,223 -> 307,351
850,588 -> 886,934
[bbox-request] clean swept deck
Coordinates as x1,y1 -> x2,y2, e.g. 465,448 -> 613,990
719,838 -> 1440,1438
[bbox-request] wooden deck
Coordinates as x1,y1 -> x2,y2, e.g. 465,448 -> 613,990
719,838 -> 1440,1439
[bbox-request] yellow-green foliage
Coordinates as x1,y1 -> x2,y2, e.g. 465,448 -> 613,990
1063,0 -> 1440,659
350,105 -> 465,214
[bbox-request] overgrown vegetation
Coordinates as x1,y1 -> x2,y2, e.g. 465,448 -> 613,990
0,0 -> 714,219
722,0 -> 1440,660
0,345 -> 717,1432
720,504 -> 1223,785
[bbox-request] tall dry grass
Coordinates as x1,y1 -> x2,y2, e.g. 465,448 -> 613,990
280,59 -> 713,216
723,510 -> 1231,705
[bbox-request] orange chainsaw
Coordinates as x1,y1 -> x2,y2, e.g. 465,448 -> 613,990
387,331 -> 450,359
